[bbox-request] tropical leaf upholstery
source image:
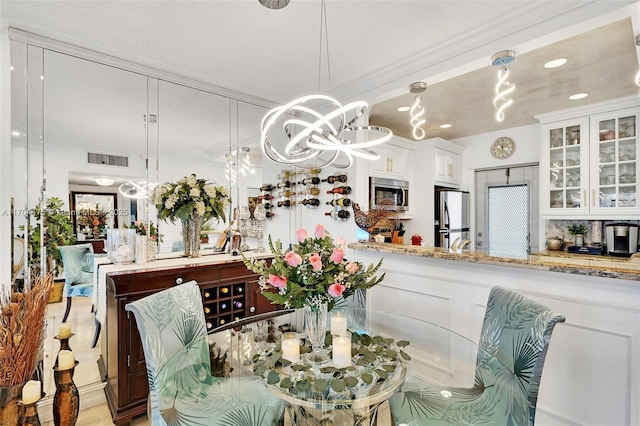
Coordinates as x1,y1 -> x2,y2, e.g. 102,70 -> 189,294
58,244 -> 94,297
125,281 -> 284,426
389,286 -> 565,425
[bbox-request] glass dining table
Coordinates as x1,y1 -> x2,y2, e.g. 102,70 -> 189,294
155,308 -> 504,426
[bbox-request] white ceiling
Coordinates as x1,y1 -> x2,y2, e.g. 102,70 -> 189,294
2,0 -> 639,152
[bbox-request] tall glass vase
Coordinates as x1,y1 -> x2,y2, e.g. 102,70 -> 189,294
303,302 -> 330,364
181,220 -> 191,257
188,214 -> 204,258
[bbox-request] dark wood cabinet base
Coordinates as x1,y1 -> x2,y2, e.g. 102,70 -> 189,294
102,257 -> 279,425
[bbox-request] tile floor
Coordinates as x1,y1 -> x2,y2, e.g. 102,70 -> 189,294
43,296 -> 102,395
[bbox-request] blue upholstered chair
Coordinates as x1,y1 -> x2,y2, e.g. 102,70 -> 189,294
125,281 -> 284,426
58,244 -> 95,323
389,286 -> 565,425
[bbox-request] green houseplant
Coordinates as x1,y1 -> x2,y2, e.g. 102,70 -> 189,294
567,223 -> 588,246
23,197 -> 76,276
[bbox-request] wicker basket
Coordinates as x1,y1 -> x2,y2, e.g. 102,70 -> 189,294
49,281 -> 64,304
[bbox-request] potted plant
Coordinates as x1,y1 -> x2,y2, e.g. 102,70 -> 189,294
200,220 -> 216,244
567,223 -> 589,247
22,197 -> 76,276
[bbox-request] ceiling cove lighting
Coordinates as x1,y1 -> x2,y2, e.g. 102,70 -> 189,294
569,92 -> 589,100
491,50 -> 516,122
94,176 -> 115,186
260,0 -> 392,169
409,82 -> 427,140
544,58 -> 567,69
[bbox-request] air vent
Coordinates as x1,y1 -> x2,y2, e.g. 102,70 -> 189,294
88,152 -> 129,167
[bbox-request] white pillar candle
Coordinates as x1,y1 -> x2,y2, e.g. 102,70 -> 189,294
332,333 -> 352,368
330,313 -> 347,335
58,350 -> 75,370
21,380 -> 41,405
281,333 -> 300,363
58,324 -> 72,339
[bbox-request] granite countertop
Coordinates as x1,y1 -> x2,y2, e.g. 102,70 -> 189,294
348,242 -> 640,282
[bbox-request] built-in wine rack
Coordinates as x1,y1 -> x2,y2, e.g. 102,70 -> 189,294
203,283 -> 247,331
324,173 -> 351,221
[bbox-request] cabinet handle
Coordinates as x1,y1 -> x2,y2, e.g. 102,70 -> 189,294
591,189 -> 595,207
386,158 -> 391,172
249,306 -> 256,313
175,277 -> 183,285
390,158 -> 393,172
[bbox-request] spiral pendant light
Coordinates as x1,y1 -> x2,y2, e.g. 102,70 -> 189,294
492,50 -> 516,122
408,82 -> 427,140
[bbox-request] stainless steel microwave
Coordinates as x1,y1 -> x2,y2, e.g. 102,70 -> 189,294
370,177 -> 409,211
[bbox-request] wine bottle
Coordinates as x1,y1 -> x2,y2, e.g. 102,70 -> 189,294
276,170 -> 292,180
234,301 -> 243,309
262,203 -> 273,209
220,302 -> 228,311
277,181 -> 292,188
204,291 -> 210,298
266,211 -> 275,219
231,230 -> 242,256
213,229 -> 228,252
299,187 -> 320,196
257,194 -> 274,201
298,176 -> 320,185
259,184 -> 275,192
326,198 -> 351,207
206,322 -> 213,329
327,186 -> 352,194
204,306 -> 211,314
301,198 -> 320,207
219,319 -> 226,325
235,286 -> 243,294
322,174 -> 347,184
325,210 -> 351,219
220,287 -> 229,294
277,200 -> 293,208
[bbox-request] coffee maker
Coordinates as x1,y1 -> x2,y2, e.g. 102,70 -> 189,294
605,223 -> 639,256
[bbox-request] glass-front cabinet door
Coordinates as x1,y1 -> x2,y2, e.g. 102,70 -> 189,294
590,108 -> 639,215
541,118 -> 589,216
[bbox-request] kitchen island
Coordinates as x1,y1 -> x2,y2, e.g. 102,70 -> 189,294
349,242 -> 640,426
349,242 -> 640,281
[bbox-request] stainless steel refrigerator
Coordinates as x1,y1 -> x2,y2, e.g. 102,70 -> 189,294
434,189 -> 470,248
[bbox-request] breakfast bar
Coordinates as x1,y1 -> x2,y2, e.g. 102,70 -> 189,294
349,242 -> 640,426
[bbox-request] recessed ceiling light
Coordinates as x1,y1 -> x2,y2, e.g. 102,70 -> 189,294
569,93 -> 589,100
11,131 -> 21,136
544,58 -> 567,69
440,124 -> 452,129
396,106 -> 410,112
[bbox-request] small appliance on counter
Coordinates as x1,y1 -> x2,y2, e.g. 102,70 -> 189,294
605,223 -> 639,257
567,245 -> 603,255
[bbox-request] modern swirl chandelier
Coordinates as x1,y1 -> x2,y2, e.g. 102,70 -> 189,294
260,0 -> 392,169
492,50 -> 516,122
408,82 -> 427,140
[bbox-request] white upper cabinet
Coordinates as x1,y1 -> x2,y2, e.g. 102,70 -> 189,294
539,98 -> 639,219
369,143 -> 412,181
434,147 -> 461,187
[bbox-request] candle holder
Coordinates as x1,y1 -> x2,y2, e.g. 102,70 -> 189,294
19,391 -> 45,426
53,361 -> 79,426
53,334 -> 74,385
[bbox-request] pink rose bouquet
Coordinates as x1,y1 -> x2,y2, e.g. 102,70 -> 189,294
243,224 -> 384,310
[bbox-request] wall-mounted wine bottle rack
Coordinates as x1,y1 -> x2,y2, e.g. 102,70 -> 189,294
324,173 -> 351,221
298,168 -> 321,209
258,183 -> 274,219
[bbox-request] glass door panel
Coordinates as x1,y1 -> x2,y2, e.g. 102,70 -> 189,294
547,124 -> 584,210
593,113 -> 637,211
